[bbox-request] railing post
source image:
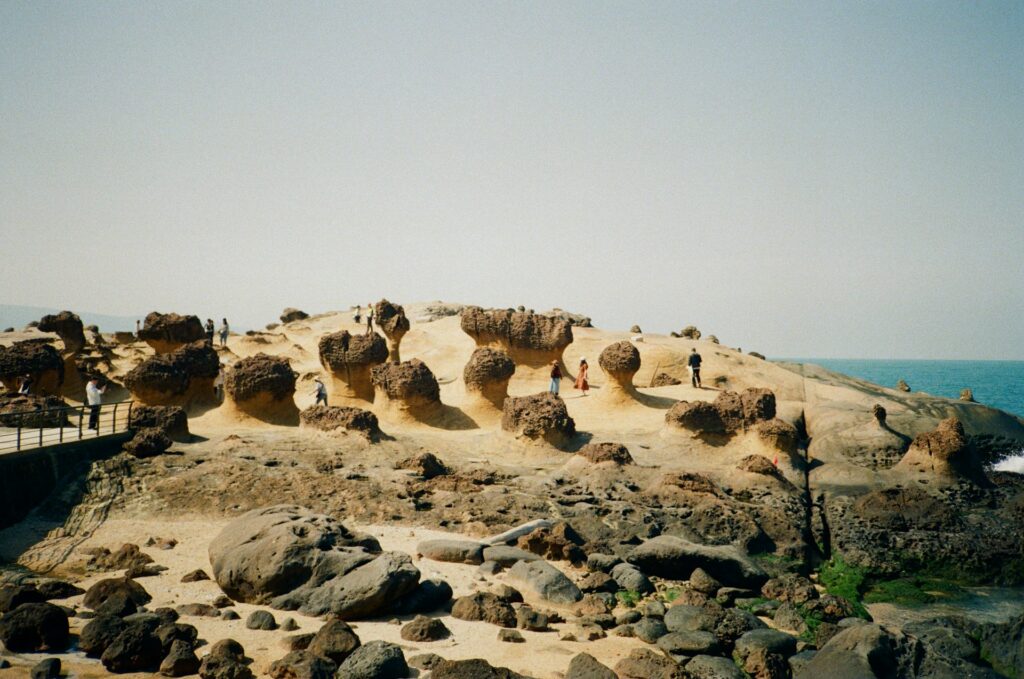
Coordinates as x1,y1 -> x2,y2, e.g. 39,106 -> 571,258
78,406 -> 84,441
127,401 -> 134,434
59,406 -> 65,443
39,413 -> 43,447
16,412 -> 22,451
111,403 -> 119,434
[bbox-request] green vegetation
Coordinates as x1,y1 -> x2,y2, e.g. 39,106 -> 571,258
818,555 -> 870,618
863,577 -> 965,605
662,588 -> 682,603
615,590 -> 643,608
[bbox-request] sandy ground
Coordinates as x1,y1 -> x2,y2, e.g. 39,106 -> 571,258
1,518 -> 645,678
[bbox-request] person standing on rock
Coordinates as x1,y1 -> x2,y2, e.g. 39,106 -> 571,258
135,319 -> 141,337
353,305 -> 362,324
86,377 -> 106,430
365,303 -> 374,334
314,378 -> 328,407
549,360 -> 563,396
205,318 -> 215,346
214,366 -> 225,401
575,358 -> 589,396
688,347 -> 702,388
219,318 -> 229,347
18,374 -> 32,395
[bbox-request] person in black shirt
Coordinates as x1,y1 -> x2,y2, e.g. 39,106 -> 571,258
687,348 -> 702,388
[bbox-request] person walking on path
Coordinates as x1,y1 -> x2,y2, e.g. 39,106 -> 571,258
365,303 -> 374,334
86,377 -> 106,430
575,358 -> 589,396
219,319 -> 229,347
205,319 -> 215,346
18,374 -> 32,395
314,378 -> 328,407
353,305 -> 362,324
549,360 -> 563,396
687,347 -> 703,388
214,367 -> 225,401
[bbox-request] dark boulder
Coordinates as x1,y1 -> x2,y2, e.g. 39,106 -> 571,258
137,312 -> 205,354
0,602 -> 70,652
299,405 -> 381,440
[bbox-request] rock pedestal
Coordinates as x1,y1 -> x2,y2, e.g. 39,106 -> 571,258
463,347 -> 516,410
318,331 -> 388,402
373,300 -> 410,363
224,354 -> 299,425
137,313 -> 205,354
598,341 -> 641,401
460,307 -> 573,369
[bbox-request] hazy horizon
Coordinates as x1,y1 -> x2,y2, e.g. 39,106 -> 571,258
3,2 -> 1022,360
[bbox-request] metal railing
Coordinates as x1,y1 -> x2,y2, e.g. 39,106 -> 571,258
0,400 -> 134,455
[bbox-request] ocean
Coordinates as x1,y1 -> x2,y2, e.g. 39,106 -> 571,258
792,358 -> 1024,419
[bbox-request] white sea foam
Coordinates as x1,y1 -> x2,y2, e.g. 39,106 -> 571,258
993,451 -> 1024,474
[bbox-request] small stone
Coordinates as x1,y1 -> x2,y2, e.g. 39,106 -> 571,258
281,617 -> 298,631
31,658 -> 61,679
221,610 -> 240,621
180,569 -> 210,583
246,610 -> 277,630
498,628 -> 525,643
400,615 -> 449,642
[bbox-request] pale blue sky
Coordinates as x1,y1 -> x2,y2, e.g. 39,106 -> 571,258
2,2 -> 1021,359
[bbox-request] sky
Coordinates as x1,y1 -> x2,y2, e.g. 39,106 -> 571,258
2,1 -> 1022,360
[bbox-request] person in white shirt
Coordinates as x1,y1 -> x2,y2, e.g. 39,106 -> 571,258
314,378 -> 328,406
86,377 -> 106,430
18,374 -> 32,395
365,303 -> 374,334
219,319 -> 230,347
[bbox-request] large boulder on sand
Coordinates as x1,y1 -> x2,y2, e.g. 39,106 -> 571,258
318,331 -> 388,401
627,535 -> 768,588
893,417 -> 986,484
123,341 -> 219,410
37,311 -> 86,356
0,342 -> 64,395
501,392 -> 576,448
300,405 -> 381,441
665,388 -> 777,437
127,405 -> 190,441
371,359 -> 441,418
208,505 -> 420,619
460,307 -> 573,367
463,347 -> 516,408
137,312 -> 205,354
598,341 -> 641,400
225,354 -> 299,424
373,300 -> 410,363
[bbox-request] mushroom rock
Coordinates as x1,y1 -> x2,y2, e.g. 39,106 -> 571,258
754,419 -> 799,454
318,331 -> 388,401
300,405 -> 381,441
137,313 -> 205,354
894,417 -> 987,484
0,394 -> 70,428
680,326 -> 701,340
0,342 -> 64,395
123,341 -> 219,411
540,308 -> 593,328
373,299 -> 410,363
460,307 -> 573,368
371,359 -> 441,420
224,354 -> 299,425
37,311 -> 85,357
960,388 -> 975,402
501,392 -> 576,448
463,348 -> 516,410
280,308 -> 309,324
597,341 -> 641,401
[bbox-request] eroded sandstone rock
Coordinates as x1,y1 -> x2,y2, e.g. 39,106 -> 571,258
318,331 -> 388,401
224,354 -> 298,424
501,392 -> 576,448
123,341 -> 219,410
463,347 -> 516,408
0,342 -> 64,395
137,313 -> 205,354
373,299 -> 410,363
461,306 -> 573,367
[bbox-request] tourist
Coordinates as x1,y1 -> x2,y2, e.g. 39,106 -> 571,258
214,367 -> 225,401
549,360 -> 562,396
18,374 -> 32,395
575,357 -> 589,396
353,305 -> 362,324
365,303 -> 374,334
205,318 -> 215,346
688,347 -> 702,388
86,377 -> 105,430
314,378 -> 328,407
135,319 -> 140,337
219,318 -> 229,346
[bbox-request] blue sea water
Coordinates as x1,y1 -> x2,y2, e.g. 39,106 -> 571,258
791,359 -> 1024,418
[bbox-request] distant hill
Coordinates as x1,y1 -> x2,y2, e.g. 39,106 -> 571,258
0,304 -> 139,333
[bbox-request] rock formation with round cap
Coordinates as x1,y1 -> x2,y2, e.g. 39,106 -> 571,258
371,359 -> 442,419
501,392 -> 577,448
137,312 -> 205,354
373,299 -> 410,363
37,311 -> 86,357
598,341 -> 641,401
123,341 -> 219,410
0,342 -> 64,395
460,307 -> 573,368
318,331 -> 389,401
463,347 -> 516,410
224,353 -> 299,424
